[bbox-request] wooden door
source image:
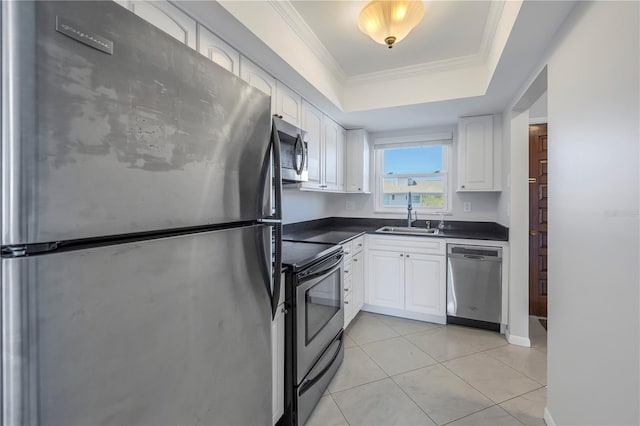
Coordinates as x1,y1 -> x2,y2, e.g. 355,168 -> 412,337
529,124 -> 548,317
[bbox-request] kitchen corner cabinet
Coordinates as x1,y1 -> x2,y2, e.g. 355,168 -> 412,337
129,1 -> 197,49
239,57 -> 277,114
457,115 -> 500,191
344,237 -> 365,328
197,25 -> 240,75
364,235 -> 446,323
271,274 -> 285,425
346,129 -> 371,193
275,82 -> 302,128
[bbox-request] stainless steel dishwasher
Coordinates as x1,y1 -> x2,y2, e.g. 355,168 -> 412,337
447,244 -> 502,331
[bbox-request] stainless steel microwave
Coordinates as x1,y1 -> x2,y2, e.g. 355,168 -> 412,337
272,116 -> 309,183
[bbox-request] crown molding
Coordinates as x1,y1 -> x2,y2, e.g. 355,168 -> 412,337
267,0 -> 347,84
479,1 -> 506,58
346,52 -> 486,84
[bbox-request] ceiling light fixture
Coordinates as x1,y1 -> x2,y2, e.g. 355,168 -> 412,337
357,0 -> 425,49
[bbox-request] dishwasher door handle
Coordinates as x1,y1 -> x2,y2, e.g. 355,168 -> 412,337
448,253 -> 501,262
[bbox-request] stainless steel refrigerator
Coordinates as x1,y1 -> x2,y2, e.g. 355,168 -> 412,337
1,1 -> 282,425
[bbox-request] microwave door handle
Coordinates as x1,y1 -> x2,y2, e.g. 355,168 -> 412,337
299,135 -> 307,175
294,134 -> 304,175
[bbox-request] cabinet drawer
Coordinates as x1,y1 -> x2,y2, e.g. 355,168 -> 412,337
351,237 -> 365,254
344,274 -> 353,294
344,258 -> 354,277
367,235 -> 445,255
342,241 -> 354,257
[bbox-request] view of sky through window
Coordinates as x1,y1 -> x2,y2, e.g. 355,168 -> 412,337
384,146 -> 443,174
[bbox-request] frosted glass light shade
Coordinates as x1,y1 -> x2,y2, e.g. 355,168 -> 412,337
357,0 -> 425,48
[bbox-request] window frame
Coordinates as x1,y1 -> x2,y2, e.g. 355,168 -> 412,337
373,140 -> 452,214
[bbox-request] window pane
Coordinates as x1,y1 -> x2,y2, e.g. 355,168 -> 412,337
384,146 -> 443,174
382,176 -> 444,208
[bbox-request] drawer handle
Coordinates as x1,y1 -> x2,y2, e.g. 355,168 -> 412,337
344,270 -> 350,274
406,254 -> 410,258
400,254 -> 403,257
353,259 -> 358,262
344,301 -> 349,304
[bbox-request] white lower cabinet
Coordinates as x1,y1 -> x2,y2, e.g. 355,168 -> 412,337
271,275 -> 285,425
366,250 -> 405,310
343,237 -> 365,327
404,253 -> 446,316
364,236 -> 446,323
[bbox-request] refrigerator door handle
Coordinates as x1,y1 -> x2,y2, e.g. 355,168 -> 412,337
271,118 -> 283,222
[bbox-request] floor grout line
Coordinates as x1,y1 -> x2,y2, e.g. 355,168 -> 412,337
323,312 -> 547,425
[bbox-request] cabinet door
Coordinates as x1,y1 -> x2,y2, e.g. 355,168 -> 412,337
271,302 -> 285,425
239,57 -> 276,113
130,1 -> 197,49
352,251 -> 365,312
458,115 -> 494,191
346,129 -> 370,193
275,82 -> 302,127
323,116 -> 340,191
404,253 -> 446,316
366,250 -> 405,309
198,25 -> 239,75
301,101 -> 323,189
337,127 -> 346,191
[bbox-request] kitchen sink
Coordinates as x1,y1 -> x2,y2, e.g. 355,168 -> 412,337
375,226 -> 440,236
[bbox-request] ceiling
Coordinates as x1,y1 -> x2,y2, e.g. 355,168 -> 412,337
290,1 -> 498,78
184,1 -> 577,132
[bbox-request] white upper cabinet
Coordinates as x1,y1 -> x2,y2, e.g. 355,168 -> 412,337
275,82 -> 302,128
197,25 -> 239,75
457,115 -> 500,191
239,57 -> 277,114
130,1 -> 197,49
301,101 -> 323,188
346,129 -> 371,193
323,116 -> 341,191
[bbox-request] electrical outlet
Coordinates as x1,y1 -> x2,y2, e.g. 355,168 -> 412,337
346,201 -> 355,211
463,202 -> 472,213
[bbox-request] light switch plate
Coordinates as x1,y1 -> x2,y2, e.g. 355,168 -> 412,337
346,201 -> 355,211
463,202 -> 472,212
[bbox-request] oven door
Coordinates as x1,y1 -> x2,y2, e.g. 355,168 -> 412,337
295,251 -> 344,381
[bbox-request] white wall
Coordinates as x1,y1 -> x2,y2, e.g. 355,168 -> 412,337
542,2 -> 639,424
323,122 -> 504,222
281,188 -> 333,224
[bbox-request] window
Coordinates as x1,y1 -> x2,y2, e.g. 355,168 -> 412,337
375,143 -> 451,213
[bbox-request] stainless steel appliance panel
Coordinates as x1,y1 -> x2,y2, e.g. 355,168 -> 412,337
295,252 -> 344,381
2,1 -> 272,245
297,331 -> 344,426
2,226 -> 272,425
273,117 -> 308,183
447,245 -> 502,324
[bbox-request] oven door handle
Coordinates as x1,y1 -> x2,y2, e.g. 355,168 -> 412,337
299,333 -> 344,396
298,253 -> 344,282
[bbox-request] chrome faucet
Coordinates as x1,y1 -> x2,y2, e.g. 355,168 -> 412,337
407,192 -> 416,227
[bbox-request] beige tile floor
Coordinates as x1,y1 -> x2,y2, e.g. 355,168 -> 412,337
306,314 -> 547,426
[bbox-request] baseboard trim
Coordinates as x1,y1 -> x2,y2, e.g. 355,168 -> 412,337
506,329 -> 531,347
543,407 -> 556,426
361,304 -> 446,324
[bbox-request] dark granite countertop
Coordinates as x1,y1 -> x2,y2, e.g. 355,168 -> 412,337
283,217 -> 508,245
